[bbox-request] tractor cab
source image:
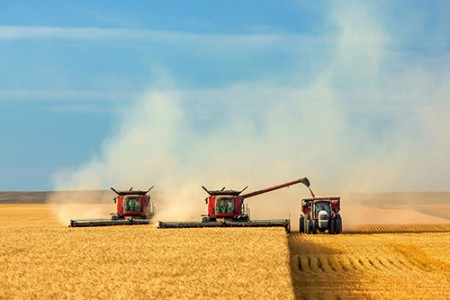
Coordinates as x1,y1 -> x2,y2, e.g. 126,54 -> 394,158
313,201 -> 332,218
312,201 -> 332,230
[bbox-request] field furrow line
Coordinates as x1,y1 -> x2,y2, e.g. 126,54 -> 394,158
346,257 -> 363,272
326,256 -> 340,272
298,256 -> 312,273
305,256 -> 321,273
316,256 -> 326,272
297,256 -> 312,273
336,256 -> 352,272
387,257 -> 408,271
396,257 -> 418,271
318,256 -> 335,273
376,257 -> 396,271
366,258 -> 384,271
357,258 -> 372,271
307,256 -> 318,273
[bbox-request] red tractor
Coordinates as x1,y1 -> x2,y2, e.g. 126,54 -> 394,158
159,177 -> 311,233
299,197 -> 342,234
69,186 -> 155,227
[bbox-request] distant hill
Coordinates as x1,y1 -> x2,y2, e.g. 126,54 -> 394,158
341,192 -> 450,206
0,190 -> 109,204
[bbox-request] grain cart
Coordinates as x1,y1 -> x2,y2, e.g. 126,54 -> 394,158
69,186 -> 155,227
159,177 -> 311,233
299,197 -> 342,234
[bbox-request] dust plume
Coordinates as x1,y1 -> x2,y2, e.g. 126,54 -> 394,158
47,2 -> 449,226
46,190 -> 114,223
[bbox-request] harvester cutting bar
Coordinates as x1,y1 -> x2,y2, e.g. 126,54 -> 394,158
69,218 -> 150,227
158,219 -> 290,233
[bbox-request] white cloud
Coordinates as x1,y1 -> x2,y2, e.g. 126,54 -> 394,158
0,89 -> 135,101
0,25 -> 318,48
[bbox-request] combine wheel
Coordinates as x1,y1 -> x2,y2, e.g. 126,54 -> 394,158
335,215 -> 343,234
299,216 -> 305,233
329,219 -> 335,234
240,216 -> 249,222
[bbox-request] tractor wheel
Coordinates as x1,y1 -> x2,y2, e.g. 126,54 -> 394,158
329,219 -> 335,234
311,220 -> 318,234
299,216 -> 305,233
335,215 -> 343,234
305,219 -> 310,234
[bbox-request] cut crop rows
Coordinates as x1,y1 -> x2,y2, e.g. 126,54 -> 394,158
289,232 -> 450,299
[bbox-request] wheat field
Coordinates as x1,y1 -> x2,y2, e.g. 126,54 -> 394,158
1,204 -> 450,299
0,205 -> 294,299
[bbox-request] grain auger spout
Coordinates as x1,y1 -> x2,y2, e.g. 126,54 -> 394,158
158,177 -> 311,233
241,177 -> 310,198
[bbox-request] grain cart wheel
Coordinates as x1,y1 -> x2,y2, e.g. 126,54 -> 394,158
201,216 -> 209,223
299,215 -> 305,233
329,219 -> 335,234
335,215 -> 342,234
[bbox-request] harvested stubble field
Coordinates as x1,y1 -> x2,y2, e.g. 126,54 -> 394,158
1,204 -> 450,299
289,229 -> 450,299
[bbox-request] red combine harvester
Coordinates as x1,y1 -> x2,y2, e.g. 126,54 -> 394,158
159,178 -> 311,233
69,186 -> 155,227
299,197 -> 342,234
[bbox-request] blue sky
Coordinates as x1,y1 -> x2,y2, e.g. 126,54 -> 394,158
1,1 -> 449,192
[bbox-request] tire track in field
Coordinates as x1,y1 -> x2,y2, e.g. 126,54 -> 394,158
290,235 -> 428,275
288,231 -> 450,300
294,249 -> 419,274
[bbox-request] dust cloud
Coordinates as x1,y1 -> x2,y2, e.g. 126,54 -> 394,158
46,191 -> 115,223
47,2 -> 449,226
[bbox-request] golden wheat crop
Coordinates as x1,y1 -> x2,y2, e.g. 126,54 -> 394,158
2,204 -> 450,299
289,231 -> 450,299
0,205 -> 293,299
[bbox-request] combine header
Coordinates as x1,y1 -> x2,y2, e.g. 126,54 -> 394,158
69,186 -> 155,227
158,177 -> 311,233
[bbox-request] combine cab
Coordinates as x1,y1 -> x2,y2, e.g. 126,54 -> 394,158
159,177 -> 311,233
299,197 -> 342,234
69,186 -> 155,227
